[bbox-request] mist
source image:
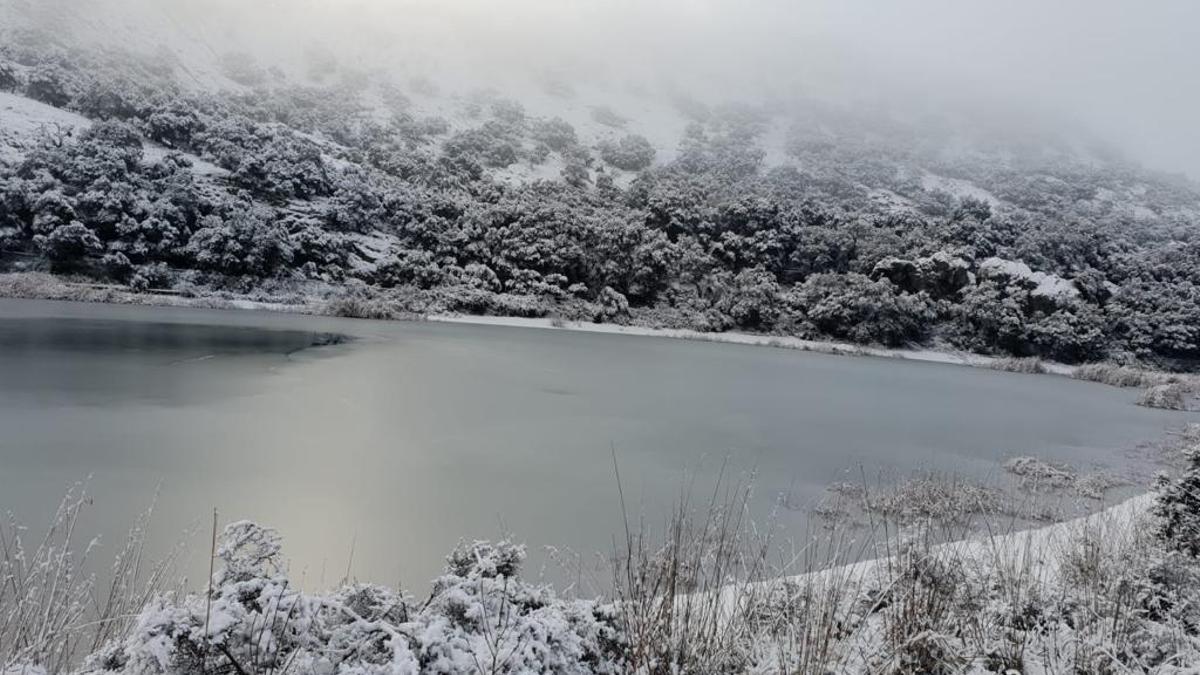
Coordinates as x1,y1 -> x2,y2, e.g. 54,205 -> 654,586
42,0 -> 1185,178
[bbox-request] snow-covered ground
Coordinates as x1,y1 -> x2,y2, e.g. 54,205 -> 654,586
0,92 -> 227,176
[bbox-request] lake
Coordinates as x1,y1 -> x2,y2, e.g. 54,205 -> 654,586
0,298 -> 1188,590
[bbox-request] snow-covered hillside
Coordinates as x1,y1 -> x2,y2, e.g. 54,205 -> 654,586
2,0 -> 1200,371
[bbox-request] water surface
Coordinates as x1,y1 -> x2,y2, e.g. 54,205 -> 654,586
0,298 -> 1187,589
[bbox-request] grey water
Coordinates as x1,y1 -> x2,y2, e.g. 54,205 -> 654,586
0,298 -> 1189,590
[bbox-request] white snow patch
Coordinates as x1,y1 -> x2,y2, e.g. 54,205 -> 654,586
920,171 -> 1001,207
142,142 -> 228,176
868,188 -> 920,215
0,91 -> 92,161
0,92 -> 228,176
492,155 -> 566,185
978,257 -> 1080,300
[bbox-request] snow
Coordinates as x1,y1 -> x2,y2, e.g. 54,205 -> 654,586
492,155 -> 567,185
978,256 -> 1081,300
141,143 -> 228,176
920,171 -> 1002,207
0,91 -> 92,162
0,92 -> 227,176
868,187 -> 920,215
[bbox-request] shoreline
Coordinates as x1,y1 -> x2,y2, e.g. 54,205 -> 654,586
427,313 -> 1077,375
0,271 -> 1079,376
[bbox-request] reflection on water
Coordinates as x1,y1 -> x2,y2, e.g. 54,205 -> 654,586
0,298 -> 1191,591
0,318 -> 341,356
0,316 -> 344,406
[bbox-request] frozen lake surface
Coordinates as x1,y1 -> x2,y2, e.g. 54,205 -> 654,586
0,298 -> 1189,588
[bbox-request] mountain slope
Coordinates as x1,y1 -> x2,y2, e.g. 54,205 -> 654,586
1,3 -> 1199,369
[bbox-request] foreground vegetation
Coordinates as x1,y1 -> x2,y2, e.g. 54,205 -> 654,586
2,28 -> 1199,372
4,427 -> 1200,674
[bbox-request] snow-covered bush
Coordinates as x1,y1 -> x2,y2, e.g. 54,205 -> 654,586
0,61 -> 20,92
1154,445 -> 1200,557
184,211 -> 295,277
443,123 -> 520,169
1139,382 -> 1192,411
989,356 -> 1048,374
24,63 -> 75,107
597,134 -> 655,171
788,273 -> 934,346
531,118 -> 578,152
80,524 -> 623,675
35,222 -> 102,270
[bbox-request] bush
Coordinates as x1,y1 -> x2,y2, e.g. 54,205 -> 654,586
598,134 -> 656,171
789,273 -> 934,346
532,117 -> 578,151
0,61 -> 20,91
1154,446 -> 1200,556
443,123 -> 519,169
143,99 -> 204,148
35,222 -> 102,271
78,523 -> 623,675
1073,363 -> 1175,388
989,357 -> 1048,374
128,262 -> 172,291
184,212 -> 295,277
1139,382 -> 1193,411
24,63 -> 75,107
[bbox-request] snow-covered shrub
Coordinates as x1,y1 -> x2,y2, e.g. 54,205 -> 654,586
443,123 -> 520,169
35,221 -> 102,270
24,63 -> 75,107
597,134 -> 655,171
561,156 -> 590,188
872,473 -> 1007,527
142,99 -> 204,149
1073,362 -> 1175,388
489,98 -> 526,129
531,118 -> 578,152
1139,382 -> 1192,411
228,132 -> 330,202
713,267 -> 783,330
81,526 -> 623,675
1154,445 -> 1200,557
324,290 -> 401,320
0,61 -> 20,92
789,274 -> 934,347
185,211 -> 295,277
594,286 -> 630,322
128,263 -> 172,291
989,356 -> 1048,374
74,76 -> 150,121
872,526 -> 973,675
1004,456 -> 1076,490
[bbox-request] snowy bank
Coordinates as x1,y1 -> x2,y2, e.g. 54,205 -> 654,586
427,313 -> 1077,374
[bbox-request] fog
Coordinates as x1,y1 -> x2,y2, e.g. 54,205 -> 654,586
18,0 -> 1200,177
